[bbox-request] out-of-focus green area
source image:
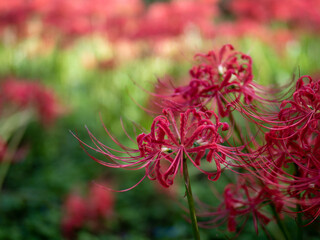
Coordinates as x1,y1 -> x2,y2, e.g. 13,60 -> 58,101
0,0 -> 320,239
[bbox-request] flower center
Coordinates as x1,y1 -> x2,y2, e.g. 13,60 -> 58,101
193,139 -> 208,147
307,104 -> 314,110
218,65 -> 226,76
161,147 -> 173,153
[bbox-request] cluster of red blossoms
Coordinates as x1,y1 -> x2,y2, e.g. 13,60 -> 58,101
198,176 -> 292,233
0,0 -> 217,41
62,184 -> 114,239
229,0 -> 320,32
79,44 -> 320,234
5,0 -> 320,47
253,76 -> 320,223
0,78 -> 63,125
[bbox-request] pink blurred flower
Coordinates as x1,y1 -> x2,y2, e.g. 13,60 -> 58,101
62,183 -> 115,238
61,194 -> 87,239
0,0 -> 31,34
228,0 -> 320,32
1,79 -> 34,107
133,0 -> 217,40
0,78 -> 64,125
87,183 -> 114,220
33,0 -> 143,40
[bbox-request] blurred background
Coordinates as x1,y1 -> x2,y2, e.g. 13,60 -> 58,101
0,0 -> 320,239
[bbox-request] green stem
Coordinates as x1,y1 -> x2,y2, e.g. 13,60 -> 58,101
260,222 -> 275,240
183,156 -> 201,240
270,204 -> 290,240
0,126 -> 26,194
296,200 -> 303,240
228,112 -> 250,153
229,112 -> 242,141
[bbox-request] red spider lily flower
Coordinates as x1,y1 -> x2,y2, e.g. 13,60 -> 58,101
254,128 -> 319,197
246,76 -> 320,223
147,77 -> 187,115
277,76 -> 320,135
76,108 -> 246,189
180,44 -> 254,115
239,75 -> 320,135
260,128 -> 320,220
198,177 -> 273,234
154,45 -> 265,117
257,76 -> 320,177
257,130 -> 320,217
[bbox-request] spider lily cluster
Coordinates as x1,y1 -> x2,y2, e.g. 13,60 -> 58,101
77,44 -> 319,237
